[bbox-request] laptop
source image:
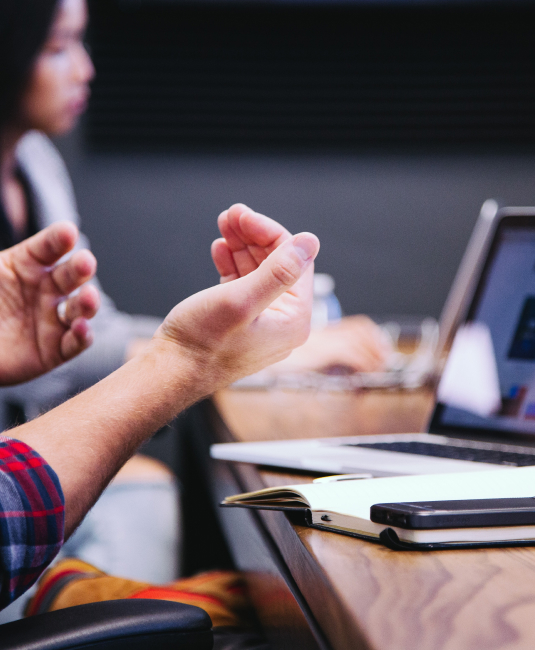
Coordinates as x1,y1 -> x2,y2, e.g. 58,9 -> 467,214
211,202 -> 535,477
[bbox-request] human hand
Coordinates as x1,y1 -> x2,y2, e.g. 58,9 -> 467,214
211,203 -> 292,283
154,219 -> 319,392
211,205 -> 390,374
0,222 -> 99,385
272,315 -> 393,374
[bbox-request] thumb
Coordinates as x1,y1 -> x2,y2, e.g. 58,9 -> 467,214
228,232 -> 320,319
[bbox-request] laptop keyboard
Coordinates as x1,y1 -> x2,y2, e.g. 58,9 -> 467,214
345,441 -> 535,466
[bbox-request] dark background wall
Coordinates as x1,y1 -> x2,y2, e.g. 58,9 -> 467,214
57,130 -> 535,320
55,1 -> 535,322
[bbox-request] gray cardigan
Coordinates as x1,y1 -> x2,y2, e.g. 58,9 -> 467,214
0,131 -> 161,427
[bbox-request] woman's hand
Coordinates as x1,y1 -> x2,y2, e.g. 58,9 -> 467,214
0,221 -> 99,385
273,315 -> 393,374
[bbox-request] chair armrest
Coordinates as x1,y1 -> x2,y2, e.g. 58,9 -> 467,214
0,599 -> 213,650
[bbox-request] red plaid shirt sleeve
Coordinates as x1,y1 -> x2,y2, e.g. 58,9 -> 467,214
0,436 -> 64,609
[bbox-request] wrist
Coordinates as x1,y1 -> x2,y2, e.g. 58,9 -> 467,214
136,336 -> 215,416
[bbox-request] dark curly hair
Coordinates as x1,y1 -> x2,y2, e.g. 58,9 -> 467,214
0,0 -> 60,132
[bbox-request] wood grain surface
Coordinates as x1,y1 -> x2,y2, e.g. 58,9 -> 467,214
210,388 -> 535,650
213,387 -> 434,442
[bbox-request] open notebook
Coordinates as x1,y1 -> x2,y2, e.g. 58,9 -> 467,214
222,466 -> 535,550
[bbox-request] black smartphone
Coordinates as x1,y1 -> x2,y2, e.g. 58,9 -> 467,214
370,497 -> 535,530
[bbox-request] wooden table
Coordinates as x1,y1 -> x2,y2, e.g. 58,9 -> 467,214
185,387 -> 535,650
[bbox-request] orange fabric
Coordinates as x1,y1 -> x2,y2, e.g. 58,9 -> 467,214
26,558 -> 251,628
26,567 -> 92,617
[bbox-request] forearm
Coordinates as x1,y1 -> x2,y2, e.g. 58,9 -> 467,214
9,217 -> 318,541
14,339 -> 205,537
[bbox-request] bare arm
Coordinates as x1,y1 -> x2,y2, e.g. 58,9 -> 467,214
14,218 -> 319,536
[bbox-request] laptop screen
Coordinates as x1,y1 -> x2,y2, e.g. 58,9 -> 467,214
434,215 -> 535,439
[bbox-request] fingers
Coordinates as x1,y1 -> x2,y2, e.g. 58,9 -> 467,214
234,208 -> 291,249
60,317 -> 94,361
218,204 -> 291,249
227,232 -> 319,320
217,205 -> 250,251
335,316 -> 393,367
211,239 -> 239,283
63,284 -> 100,324
217,205 -> 292,278
341,340 -> 387,372
157,228 -> 320,387
21,222 -> 79,266
51,249 -> 97,295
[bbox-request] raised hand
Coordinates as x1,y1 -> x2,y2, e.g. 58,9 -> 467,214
156,224 -> 319,391
0,222 -> 99,385
212,204 -> 391,374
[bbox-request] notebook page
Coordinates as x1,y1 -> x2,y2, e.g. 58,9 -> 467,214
291,466 -> 535,522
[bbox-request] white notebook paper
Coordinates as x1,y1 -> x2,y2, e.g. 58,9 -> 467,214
222,466 -> 535,546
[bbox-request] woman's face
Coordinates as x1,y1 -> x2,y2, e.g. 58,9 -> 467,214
18,0 -> 95,136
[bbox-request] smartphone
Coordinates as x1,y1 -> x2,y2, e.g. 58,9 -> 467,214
370,497 -> 535,530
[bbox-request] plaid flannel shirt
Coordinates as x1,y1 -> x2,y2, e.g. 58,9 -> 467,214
0,436 -> 64,609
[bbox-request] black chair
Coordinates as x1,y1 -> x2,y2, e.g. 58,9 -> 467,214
0,599 -> 213,650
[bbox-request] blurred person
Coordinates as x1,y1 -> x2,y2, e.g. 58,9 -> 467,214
0,0 -> 384,619
0,0 -> 159,430
0,0 -> 316,625
0,0 -> 177,621
1,0 -> 389,420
